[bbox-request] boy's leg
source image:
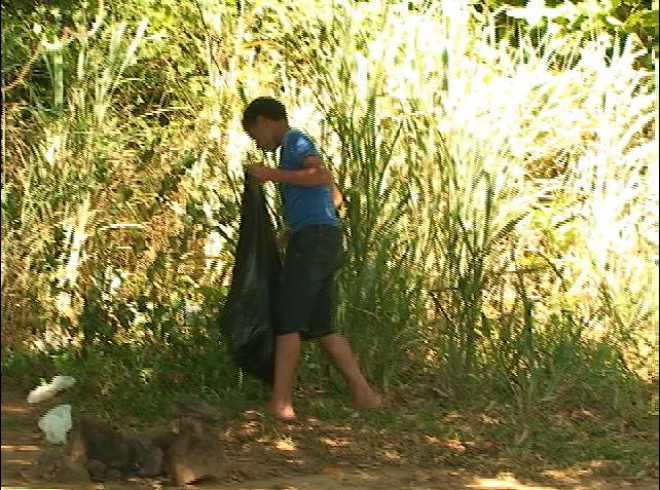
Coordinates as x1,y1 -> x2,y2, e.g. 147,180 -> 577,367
318,333 -> 380,409
270,332 -> 301,420
271,229 -> 317,420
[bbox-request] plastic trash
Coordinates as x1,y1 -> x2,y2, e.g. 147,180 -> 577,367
218,172 -> 281,385
27,375 -> 76,404
38,404 -> 73,444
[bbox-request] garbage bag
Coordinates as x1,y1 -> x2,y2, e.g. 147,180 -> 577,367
219,172 -> 281,385
38,404 -> 73,444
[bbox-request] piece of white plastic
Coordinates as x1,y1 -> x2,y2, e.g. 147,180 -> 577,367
38,404 -> 73,444
27,375 -> 76,404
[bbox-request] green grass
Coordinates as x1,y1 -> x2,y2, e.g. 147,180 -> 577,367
3,358 -> 657,483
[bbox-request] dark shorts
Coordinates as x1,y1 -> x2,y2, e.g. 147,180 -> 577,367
275,224 -> 344,340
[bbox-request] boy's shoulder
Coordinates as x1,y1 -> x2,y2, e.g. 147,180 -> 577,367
283,128 -> 318,156
284,127 -> 314,143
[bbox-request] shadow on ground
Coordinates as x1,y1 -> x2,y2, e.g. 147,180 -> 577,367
2,388 -> 657,490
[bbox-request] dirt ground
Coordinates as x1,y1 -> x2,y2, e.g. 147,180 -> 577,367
1,388 -> 658,490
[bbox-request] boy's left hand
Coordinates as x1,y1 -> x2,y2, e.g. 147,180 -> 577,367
246,164 -> 272,183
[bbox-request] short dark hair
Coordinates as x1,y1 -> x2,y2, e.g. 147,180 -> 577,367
242,97 -> 287,132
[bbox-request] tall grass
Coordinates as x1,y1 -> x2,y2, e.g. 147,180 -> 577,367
1,5 -> 240,398
273,1 -> 657,408
2,16 -> 150,343
2,0 -> 657,415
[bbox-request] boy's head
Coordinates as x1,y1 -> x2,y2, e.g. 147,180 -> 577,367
242,97 -> 288,151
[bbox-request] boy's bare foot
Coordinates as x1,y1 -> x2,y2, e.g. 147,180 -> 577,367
353,390 -> 381,410
268,400 -> 297,421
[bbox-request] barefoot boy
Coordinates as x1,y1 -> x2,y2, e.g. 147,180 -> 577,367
242,96 -> 380,420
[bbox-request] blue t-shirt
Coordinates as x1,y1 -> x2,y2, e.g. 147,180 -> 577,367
278,128 -> 339,233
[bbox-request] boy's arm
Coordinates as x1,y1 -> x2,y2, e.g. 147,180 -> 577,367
247,155 -> 334,187
252,160 -> 344,207
301,155 -> 343,207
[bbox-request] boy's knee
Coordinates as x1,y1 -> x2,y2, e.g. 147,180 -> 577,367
317,333 -> 342,347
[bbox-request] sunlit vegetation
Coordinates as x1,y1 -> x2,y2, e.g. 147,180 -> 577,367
2,0 -> 657,430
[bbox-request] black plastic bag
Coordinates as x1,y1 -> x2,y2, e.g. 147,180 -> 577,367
218,172 -> 281,385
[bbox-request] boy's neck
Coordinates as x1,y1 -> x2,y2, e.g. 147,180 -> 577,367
276,122 -> 290,147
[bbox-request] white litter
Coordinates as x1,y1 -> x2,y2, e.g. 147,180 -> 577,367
27,375 -> 76,404
38,404 -> 73,444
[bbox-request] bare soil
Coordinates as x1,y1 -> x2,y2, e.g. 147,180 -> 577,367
2,387 -> 657,490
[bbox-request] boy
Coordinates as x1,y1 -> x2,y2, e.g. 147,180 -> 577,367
242,96 -> 380,420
